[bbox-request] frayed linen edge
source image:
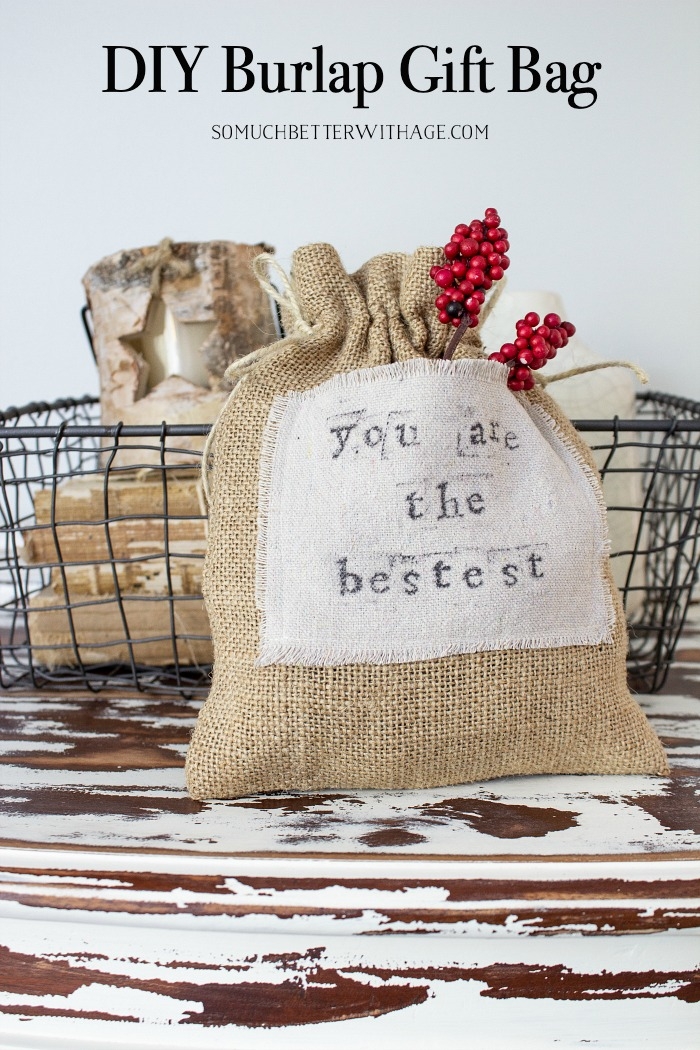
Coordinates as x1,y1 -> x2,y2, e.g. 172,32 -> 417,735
256,627 -> 616,668
255,392 -> 292,613
283,355 -> 509,402
523,397 -> 616,642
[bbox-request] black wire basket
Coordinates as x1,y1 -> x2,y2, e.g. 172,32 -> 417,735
1,392 -> 699,697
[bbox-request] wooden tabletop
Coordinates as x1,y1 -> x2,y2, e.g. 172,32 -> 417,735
1,631 -> 699,1047
1,654 -> 699,861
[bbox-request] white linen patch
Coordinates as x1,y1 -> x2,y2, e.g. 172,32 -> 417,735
256,358 -> 613,666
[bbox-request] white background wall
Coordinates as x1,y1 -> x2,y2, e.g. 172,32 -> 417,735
0,0 -> 698,409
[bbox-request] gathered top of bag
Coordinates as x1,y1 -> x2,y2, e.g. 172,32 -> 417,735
226,208 -> 646,391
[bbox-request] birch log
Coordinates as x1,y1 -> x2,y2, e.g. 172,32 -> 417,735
82,240 -> 277,463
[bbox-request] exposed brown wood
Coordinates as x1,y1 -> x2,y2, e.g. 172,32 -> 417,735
417,797 -> 580,838
231,874 -> 700,901
2,942 -> 697,1030
630,776 -> 700,836
0,889 -> 697,935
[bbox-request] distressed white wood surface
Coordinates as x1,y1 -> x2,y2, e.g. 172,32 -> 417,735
0,634 -> 699,1046
0,690 -> 698,858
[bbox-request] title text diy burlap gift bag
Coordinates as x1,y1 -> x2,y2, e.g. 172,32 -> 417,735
186,244 -> 667,799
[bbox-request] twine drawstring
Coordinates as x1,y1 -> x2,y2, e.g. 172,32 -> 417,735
222,254 -> 313,384
252,253 -> 312,335
540,360 -> 649,386
123,237 -> 194,295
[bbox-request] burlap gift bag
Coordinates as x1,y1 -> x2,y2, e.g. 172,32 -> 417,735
185,244 -> 667,799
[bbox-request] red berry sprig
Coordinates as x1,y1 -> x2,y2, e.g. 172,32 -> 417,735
431,208 -> 510,330
488,312 -> 576,391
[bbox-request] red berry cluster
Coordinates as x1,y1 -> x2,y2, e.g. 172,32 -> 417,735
488,312 -> 576,391
430,208 -> 510,329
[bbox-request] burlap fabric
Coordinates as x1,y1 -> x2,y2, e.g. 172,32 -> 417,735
186,244 -> 668,799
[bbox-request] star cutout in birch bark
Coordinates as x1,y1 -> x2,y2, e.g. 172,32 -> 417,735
124,297 -> 215,398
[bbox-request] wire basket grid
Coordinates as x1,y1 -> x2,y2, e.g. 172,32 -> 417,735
0,392 -> 699,696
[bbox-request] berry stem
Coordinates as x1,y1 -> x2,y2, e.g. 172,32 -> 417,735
443,315 -> 469,360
